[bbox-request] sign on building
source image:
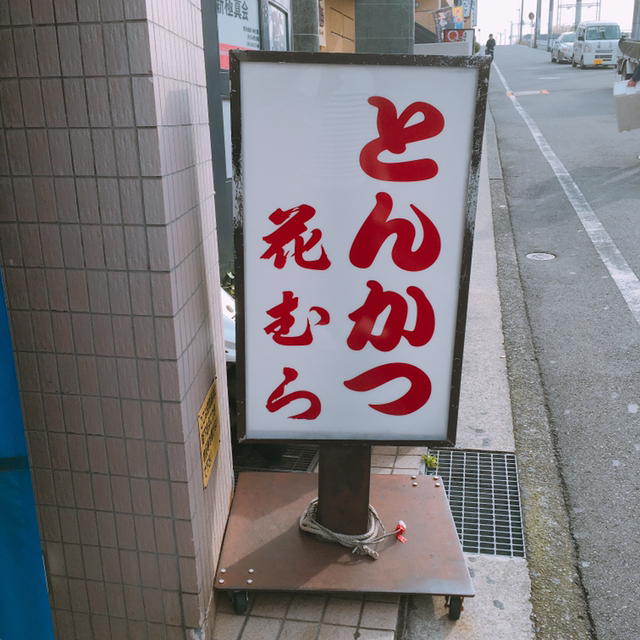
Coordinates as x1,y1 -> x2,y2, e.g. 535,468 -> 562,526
443,29 -> 475,43
230,52 -> 490,445
217,0 -> 260,69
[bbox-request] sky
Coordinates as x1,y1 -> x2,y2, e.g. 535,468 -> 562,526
474,0 -> 636,44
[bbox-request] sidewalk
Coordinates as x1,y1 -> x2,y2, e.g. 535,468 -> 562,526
212,131 -> 537,640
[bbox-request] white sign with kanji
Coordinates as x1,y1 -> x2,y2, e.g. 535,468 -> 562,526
232,53 -> 489,443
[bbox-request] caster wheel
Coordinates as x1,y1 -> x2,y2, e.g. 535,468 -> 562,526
446,595 -> 463,620
230,590 -> 249,614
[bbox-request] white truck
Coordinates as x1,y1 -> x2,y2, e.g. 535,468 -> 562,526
572,21 -> 621,68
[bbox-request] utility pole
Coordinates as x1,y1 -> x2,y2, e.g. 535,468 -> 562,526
548,0 -> 554,43
519,0 -> 524,42
575,0 -> 582,28
534,0 -> 542,47
633,0 -> 640,40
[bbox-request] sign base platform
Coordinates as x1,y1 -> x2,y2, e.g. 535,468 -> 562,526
215,472 -> 474,615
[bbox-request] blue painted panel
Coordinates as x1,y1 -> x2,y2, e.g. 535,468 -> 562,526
0,273 -> 27,459
0,271 -> 54,640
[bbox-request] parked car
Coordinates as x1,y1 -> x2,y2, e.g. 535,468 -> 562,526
572,21 -> 621,68
551,32 -> 575,63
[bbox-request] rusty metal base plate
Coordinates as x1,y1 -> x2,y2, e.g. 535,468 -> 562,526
215,472 -> 474,597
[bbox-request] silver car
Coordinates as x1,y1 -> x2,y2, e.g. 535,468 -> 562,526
551,32 -> 575,63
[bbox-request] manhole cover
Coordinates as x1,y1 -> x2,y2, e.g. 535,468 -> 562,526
428,450 -> 525,558
526,252 -> 555,261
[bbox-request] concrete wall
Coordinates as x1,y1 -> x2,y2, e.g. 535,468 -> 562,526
0,0 -> 233,637
415,42 -> 474,55
355,0 -> 415,53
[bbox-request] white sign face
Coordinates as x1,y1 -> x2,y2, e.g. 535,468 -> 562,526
233,54 -> 488,443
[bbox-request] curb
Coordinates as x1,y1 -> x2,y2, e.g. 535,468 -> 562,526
485,107 -> 594,640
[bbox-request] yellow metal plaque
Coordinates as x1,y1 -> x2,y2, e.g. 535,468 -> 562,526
198,378 -> 221,488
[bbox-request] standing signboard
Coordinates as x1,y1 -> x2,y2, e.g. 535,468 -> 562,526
231,52 -> 490,446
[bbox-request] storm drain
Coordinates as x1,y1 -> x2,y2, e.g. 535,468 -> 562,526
233,443 -> 319,482
430,449 -> 525,558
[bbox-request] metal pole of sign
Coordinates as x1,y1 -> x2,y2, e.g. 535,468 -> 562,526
317,443 -> 371,534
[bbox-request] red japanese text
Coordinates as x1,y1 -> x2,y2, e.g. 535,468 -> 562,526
347,281 -> 435,351
261,205 -> 331,270
266,367 -> 321,419
359,96 -> 445,182
264,291 -> 330,346
349,192 -> 441,271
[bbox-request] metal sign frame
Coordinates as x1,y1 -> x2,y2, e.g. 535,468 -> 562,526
230,51 -> 490,446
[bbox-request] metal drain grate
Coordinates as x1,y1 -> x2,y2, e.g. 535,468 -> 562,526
233,443 -> 319,482
431,449 -> 525,558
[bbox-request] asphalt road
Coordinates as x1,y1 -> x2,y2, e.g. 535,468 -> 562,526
489,45 -> 640,639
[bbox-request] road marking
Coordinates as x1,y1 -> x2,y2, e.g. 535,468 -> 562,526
494,63 -> 640,326
506,89 -> 549,96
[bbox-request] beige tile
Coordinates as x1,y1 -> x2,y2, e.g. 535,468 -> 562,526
63,78 -> 89,127
390,468 -> 416,476
158,553 -> 180,590
280,620 -> 318,640
371,455 -> 395,468
103,23 -> 129,76
359,601 -> 398,631
114,128 -> 139,176
10,1 -> 33,25
164,590 -> 183,626
287,594 -> 327,622
58,26 -> 83,76
93,129 -> 117,176
240,616 -> 281,640
97,178 -> 121,224
372,446 -> 397,455
54,0 -> 77,23
393,455 -> 422,470
35,31 -> 59,78
134,514 -> 156,552
80,24 -> 106,75
323,596 -> 362,626
250,592 -> 291,618
213,612 -> 245,640
397,446 -> 426,455
356,630 -> 396,640
318,624 -> 361,640
6,130 -> 30,174
154,517 -> 174,554
146,441 -> 169,479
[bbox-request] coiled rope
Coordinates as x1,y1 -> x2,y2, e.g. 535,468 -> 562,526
299,498 -> 398,560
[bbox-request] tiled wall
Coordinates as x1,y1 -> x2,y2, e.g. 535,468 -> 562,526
0,0 -> 234,638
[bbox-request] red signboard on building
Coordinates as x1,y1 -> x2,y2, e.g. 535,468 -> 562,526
230,52 -> 490,444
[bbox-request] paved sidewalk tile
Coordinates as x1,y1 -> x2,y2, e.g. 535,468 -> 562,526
323,597 -> 362,626
360,600 -> 400,631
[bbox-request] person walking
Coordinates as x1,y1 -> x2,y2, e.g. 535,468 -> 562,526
485,34 -> 496,60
